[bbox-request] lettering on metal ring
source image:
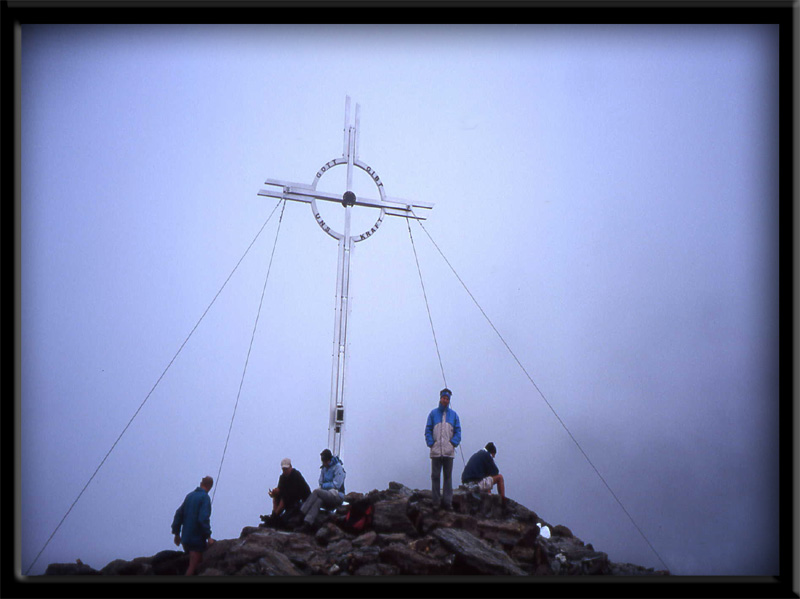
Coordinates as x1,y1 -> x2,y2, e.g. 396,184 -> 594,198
315,160 -> 340,179
314,211 -> 331,233
358,213 -> 385,241
364,165 -> 384,188
313,159 -> 386,240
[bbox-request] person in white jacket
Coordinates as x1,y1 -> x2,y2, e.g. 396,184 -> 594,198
424,388 -> 461,511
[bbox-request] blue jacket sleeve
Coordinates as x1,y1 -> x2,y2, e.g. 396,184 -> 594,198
424,411 -> 434,447
451,412 -> 461,447
171,503 -> 184,535
486,453 -> 499,477
198,494 -> 212,539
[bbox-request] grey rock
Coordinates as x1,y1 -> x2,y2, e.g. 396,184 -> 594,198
100,558 -> 152,575
371,498 -> 418,536
342,545 -> 381,574
379,543 -> 451,575
326,538 -> 354,557
150,551 -> 189,575
236,551 -> 303,576
352,530 -> 378,547
353,562 -> 400,576
433,527 -> 527,576
150,549 -> 185,564
44,562 -> 100,576
551,524 -> 574,538
387,481 -> 415,497
376,532 -> 410,546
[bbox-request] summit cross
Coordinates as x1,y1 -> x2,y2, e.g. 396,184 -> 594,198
258,96 -> 434,458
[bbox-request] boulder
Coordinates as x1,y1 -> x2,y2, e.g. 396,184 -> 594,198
432,527 -> 527,576
235,550 -> 304,576
551,524 -> 574,538
379,543 -> 452,575
342,545 -> 381,574
371,499 -> 418,536
100,558 -> 152,575
476,519 -> 527,548
352,530 -> 378,547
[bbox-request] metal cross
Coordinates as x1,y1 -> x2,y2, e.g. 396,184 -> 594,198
258,96 -> 434,459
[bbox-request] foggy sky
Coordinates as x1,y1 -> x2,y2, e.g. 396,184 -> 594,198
19,23 -> 780,577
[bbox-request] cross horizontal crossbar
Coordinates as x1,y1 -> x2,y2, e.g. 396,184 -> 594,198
259,179 -> 433,221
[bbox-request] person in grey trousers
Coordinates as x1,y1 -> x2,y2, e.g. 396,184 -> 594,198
424,388 -> 461,510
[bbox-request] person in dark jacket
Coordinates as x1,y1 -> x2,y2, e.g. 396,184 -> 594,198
424,388 -> 461,511
171,476 -> 215,575
263,457 -> 311,529
461,442 -> 506,508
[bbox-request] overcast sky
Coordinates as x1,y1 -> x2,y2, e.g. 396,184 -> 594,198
19,23 -> 780,577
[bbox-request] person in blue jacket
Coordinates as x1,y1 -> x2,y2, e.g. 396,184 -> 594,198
461,442 -> 506,508
298,448 -> 346,532
171,476 -> 216,575
424,388 -> 461,511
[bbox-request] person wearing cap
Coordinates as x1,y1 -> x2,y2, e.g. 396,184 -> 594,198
424,388 -> 461,511
298,449 -> 346,531
262,458 -> 311,529
171,475 -> 216,575
461,442 -> 506,508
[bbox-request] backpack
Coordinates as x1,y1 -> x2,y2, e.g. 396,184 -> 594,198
341,498 -> 374,533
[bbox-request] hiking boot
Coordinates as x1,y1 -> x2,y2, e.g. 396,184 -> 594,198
260,514 -> 275,528
296,521 -> 315,535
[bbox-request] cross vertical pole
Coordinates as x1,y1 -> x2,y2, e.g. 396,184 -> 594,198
328,97 -> 359,458
258,96 -> 434,461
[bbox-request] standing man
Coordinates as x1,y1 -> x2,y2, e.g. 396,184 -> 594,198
298,449 -> 346,532
462,442 -> 506,509
171,475 -> 216,576
424,388 -> 461,511
263,457 -> 311,529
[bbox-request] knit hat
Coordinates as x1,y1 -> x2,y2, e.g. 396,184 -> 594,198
440,388 -> 452,398
281,458 -> 292,469
320,449 -> 333,461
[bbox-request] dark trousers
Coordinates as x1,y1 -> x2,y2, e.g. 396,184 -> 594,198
430,457 -> 454,508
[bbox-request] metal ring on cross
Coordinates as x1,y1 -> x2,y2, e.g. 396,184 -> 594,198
310,158 -> 387,242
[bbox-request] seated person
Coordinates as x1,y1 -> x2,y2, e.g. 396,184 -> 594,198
461,442 -> 506,507
262,458 -> 311,529
298,449 -> 346,532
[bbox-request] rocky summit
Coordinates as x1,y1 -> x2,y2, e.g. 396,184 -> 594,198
44,482 -> 669,577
